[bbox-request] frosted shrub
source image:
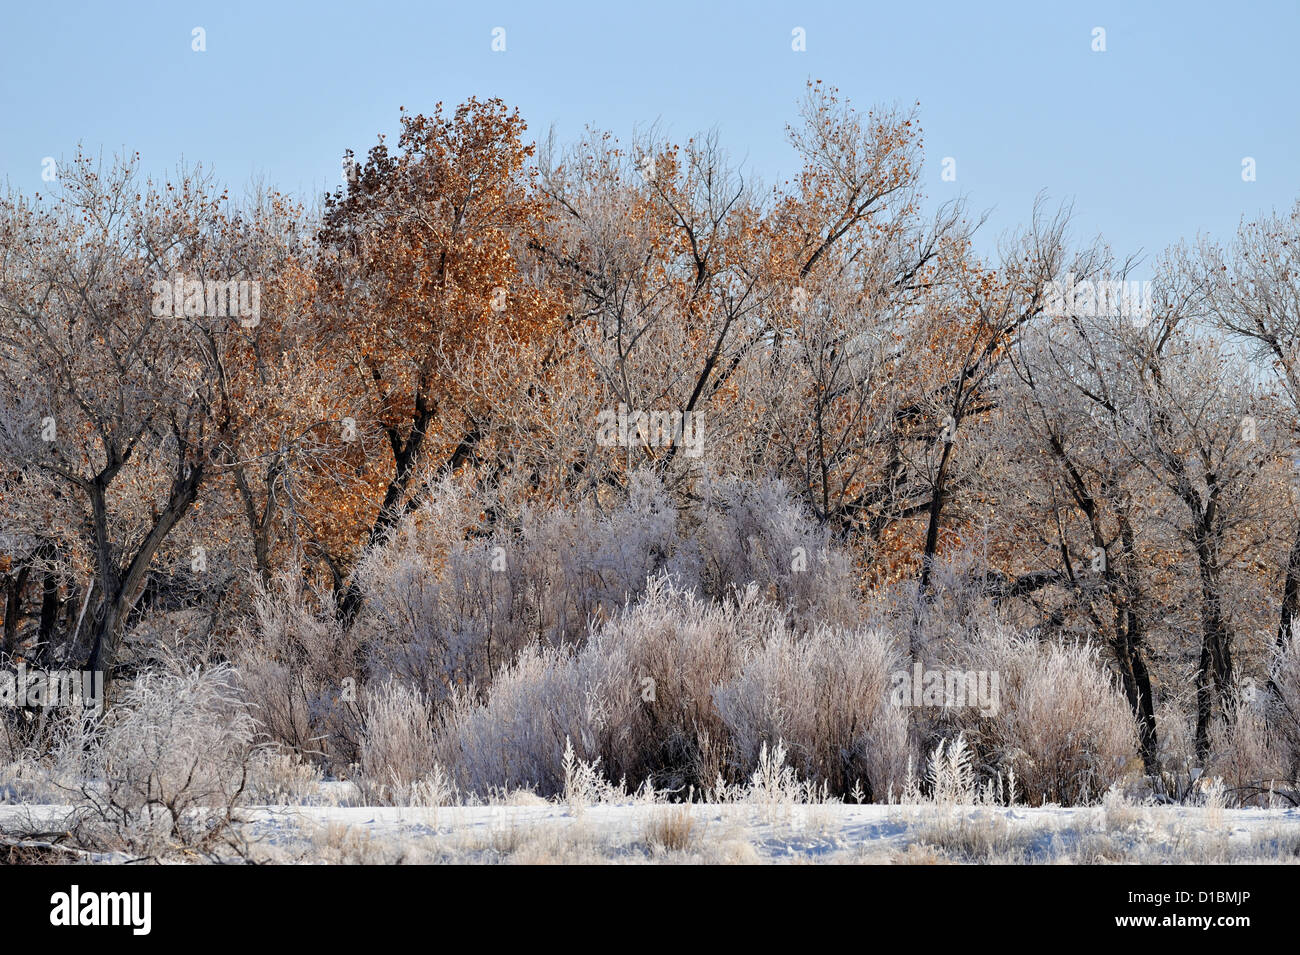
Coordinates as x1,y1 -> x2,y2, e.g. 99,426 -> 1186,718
434,576 -> 898,800
237,569 -> 362,771
433,579 -> 766,796
561,736 -> 621,813
522,470 -> 686,638
925,735 -> 977,805
689,475 -> 858,630
432,643 -> 616,796
1199,775 -> 1228,829
57,664 -> 259,859
359,471 -> 685,704
359,680 -> 438,805
745,740 -> 805,805
592,579 -> 769,790
952,630 -> 1138,805
1208,688 -> 1286,804
422,589 -> 1145,807
1269,635 -> 1300,782
1155,699 -> 1197,778
352,477 -> 512,706
864,546 -> 1002,663
358,471 -> 854,713
360,534 -> 513,705
713,625 -> 908,798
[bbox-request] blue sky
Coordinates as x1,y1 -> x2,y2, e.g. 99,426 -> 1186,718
2,0 -> 1296,263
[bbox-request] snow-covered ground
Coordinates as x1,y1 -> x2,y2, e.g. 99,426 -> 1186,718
4,799 -> 1296,864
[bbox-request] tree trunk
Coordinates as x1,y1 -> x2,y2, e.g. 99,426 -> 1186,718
36,570 -> 61,662
1277,522 -> 1300,649
912,433 -> 955,657
1116,508 -> 1158,773
1195,638 -> 1214,764
1113,612 -> 1158,773
85,464 -> 203,686
1193,530 -> 1234,762
2,565 -> 29,657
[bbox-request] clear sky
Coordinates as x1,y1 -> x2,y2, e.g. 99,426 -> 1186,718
2,0 -> 1296,264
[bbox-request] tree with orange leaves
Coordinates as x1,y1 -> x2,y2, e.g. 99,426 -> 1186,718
313,98 -> 568,615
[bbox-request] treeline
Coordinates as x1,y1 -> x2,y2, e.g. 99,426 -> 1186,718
2,85 -> 1299,795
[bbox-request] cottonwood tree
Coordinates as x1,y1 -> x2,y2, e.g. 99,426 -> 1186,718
751,88 -> 969,552
1127,263 -> 1272,759
538,87 -> 951,521
536,122 -> 776,500
903,205 -> 1069,612
1003,252 -> 1274,763
316,98 -> 567,616
1000,253 -> 1161,769
1199,204 -> 1300,650
538,87 -> 1083,649
0,153 -> 289,680
198,187 -> 344,590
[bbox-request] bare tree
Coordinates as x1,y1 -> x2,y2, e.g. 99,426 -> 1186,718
0,153 -> 281,680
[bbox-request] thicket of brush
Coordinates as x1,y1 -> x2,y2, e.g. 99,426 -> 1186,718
6,472 -> 1292,863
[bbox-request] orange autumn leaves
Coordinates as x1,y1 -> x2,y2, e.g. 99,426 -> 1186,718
302,99 -> 569,568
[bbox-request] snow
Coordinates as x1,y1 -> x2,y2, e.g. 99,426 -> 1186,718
5,801 -> 1295,864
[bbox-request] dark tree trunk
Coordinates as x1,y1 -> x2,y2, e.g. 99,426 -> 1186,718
85,463 -> 203,687
1277,522 -> 1300,649
336,419 -> 480,628
1116,509 -> 1158,773
37,570 -> 61,656
1112,611 -> 1158,773
911,433 -> 956,657
1195,638 -> 1214,764
2,565 -> 29,657
1193,526 -> 1234,763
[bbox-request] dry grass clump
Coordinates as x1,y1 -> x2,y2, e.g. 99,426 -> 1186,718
359,680 -> 457,806
950,630 -> 1137,805
908,809 -> 1034,863
1207,690 -> 1289,805
247,749 -> 325,805
642,805 -> 698,853
713,626 -> 907,800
